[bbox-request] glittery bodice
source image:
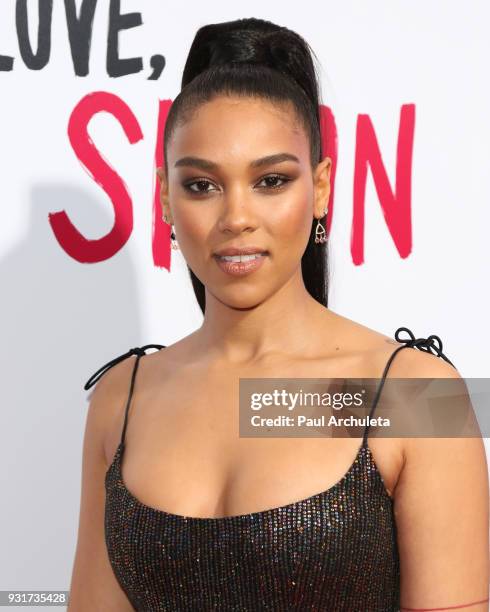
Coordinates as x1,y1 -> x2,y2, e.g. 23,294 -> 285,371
83,326 -> 455,611
105,439 -> 399,611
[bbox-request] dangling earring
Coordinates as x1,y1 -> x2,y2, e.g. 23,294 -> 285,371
314,208 -> 328,244
162,214 -> 179,250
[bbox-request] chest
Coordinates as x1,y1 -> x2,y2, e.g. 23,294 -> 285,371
108,358 -> 403,519
105,439 -> 401,610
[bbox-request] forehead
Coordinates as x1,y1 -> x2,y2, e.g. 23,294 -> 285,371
168,95 -> 310,169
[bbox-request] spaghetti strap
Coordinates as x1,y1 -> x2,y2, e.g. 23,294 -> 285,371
83,343 -> 166,446
362,326 -> 455,446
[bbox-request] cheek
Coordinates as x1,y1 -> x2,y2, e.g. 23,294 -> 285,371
176,210 -> 206,240
172,207 -> 210,266
266,184 -> 313,246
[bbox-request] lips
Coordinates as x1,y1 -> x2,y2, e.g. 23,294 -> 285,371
213,251 -> 268,276
213,246 -> 269,257
215,253 -> 265,262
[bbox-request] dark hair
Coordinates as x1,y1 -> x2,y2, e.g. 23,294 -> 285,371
163,17 -> 329,313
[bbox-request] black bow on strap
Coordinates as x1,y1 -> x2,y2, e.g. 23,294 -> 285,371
83,343 -> 166,391
394,327 -> 454,367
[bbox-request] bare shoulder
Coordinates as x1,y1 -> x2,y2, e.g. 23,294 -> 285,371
68,352 -> 142,611
84,350 -> 143,466
325,311 -> 460,379
89,333 -> 202,465
351,320 -> 485,482
382,340 -> 461,379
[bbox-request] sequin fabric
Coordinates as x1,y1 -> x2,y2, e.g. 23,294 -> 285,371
83,327 -> 454,611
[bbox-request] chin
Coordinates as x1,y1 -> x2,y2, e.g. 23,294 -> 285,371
212,286 -> 270,310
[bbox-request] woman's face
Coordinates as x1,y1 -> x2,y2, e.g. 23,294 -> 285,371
157,95 -> 331,309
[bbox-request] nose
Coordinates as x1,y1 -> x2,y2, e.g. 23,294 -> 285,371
216,185 -> 258,235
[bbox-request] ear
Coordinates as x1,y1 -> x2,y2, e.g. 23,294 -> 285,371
313,156 -> 332,219
156,167 -> 174,224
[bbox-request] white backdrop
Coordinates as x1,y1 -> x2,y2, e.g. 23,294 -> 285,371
1,0 -> 488,604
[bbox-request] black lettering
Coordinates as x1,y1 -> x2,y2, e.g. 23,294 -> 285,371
148,54 -> 165,80
64,0 -> 98,77
0,54 -> 14,71
106,0 -> 143,78
16,0 -> 52,70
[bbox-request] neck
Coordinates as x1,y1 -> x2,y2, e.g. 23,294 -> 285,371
197,268 -> 332,363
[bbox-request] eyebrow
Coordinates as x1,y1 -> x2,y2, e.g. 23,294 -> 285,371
173,152 -> 300,171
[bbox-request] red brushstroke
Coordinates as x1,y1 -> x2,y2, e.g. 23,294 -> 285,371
152,99 -> 173,269
351,103 -> 415,265
51,91 -> 143,262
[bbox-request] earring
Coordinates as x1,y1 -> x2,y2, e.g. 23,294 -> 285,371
314,208 -> 328,244
162,214 -> 179,250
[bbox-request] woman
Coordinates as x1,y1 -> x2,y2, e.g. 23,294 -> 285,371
68,17 -> 489,611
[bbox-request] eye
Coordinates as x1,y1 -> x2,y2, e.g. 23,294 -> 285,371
182,173 -> 292,196
183,179 -> 218,194
256,174 -> 291,190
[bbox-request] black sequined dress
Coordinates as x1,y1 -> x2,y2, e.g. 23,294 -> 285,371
83,326 -> 454,611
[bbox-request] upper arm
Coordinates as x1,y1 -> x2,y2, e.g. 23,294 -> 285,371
392,353 -> 489,610
68,362 -> 134,612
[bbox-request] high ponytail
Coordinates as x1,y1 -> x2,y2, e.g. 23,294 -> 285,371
163,17 -> 329,314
